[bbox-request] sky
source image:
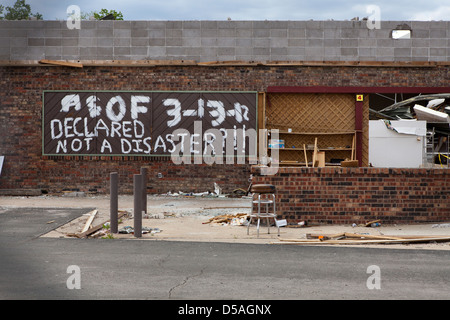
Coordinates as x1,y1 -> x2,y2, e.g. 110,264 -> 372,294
1,0 -> 450,21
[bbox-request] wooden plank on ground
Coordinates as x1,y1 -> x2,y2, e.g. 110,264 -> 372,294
275,236 -> 450,245
343,232 -> 405,241
306,233 -> 346,240
68,212 -> 127,238
81,209 -> 98,233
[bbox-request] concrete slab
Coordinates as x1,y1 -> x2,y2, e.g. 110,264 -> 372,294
1,195 -> 449,250
0,206 -> 93,242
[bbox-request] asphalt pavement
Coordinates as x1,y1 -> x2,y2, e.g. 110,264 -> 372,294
0,206 -> 449,302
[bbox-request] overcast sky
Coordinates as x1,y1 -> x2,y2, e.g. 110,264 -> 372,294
1,0 -> 450,21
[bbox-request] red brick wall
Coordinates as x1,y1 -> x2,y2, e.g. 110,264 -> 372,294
1,65 -> 450,196
33,156 -> 250,194
252,167 -> 450,225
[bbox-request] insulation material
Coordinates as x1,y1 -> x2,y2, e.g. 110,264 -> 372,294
413,104 -> 450,125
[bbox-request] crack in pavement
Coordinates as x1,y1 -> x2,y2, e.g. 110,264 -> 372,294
168,268 -> 205,299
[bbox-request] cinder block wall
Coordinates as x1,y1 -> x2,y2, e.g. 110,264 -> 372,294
252,167 -> 450,225
1,20 -> 449,62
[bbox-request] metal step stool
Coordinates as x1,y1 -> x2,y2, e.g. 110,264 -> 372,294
247,184 -> 279,237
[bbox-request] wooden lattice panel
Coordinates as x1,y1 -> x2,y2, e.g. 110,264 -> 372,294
266,93 -> 355,132
266,93 -> 369,166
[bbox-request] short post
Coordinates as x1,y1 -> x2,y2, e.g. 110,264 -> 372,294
134,174 -> 143,238
110,172 -> 118,234
140,167 -> 147,215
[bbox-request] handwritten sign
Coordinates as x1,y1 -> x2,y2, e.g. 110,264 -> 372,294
42,91 -> 257,156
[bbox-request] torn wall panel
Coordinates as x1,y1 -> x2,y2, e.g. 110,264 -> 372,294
369,120 -> 426,168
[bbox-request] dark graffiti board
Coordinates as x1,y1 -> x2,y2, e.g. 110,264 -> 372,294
42,91 -> 258,157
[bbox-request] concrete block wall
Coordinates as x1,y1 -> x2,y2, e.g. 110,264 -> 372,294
0,20 -> 449,62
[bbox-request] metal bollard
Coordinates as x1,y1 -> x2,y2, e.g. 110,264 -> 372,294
110,172 -> 118,234
133,174 -> 143,238
140,167 -> 147,215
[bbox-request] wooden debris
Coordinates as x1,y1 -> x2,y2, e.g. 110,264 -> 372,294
275,233 -> 450,245
39,59 -> 83,68
343,232 -> 404,241
203,213 -> 249,224
306,233 -> 346,240
312,138 -> 318,167
197,60 -> 257,66
81,209 -> 98,233
340,160 -> 359,167
341,135 -> 359,167
67,212 -> 127,238
303,144 -> 308,168
365,219 -> 381,227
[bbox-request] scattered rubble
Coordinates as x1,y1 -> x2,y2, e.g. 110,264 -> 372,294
160,182 -> 250,199
119,226 -> 161,235
144,212 -> 167,219
351,219 -> 382,228
203,213 -> 249,225
432,223 -> 450,228
378,94 -> 450,119
27,195 -> 448,249
62,191 -> 86,197
371,94 -> 450,168
66,211 -> 128,239
274,232 -> 450,246
272,218 -> 450,246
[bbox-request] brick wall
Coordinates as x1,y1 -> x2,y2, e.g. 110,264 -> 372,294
252,167 -> 450,225
1,64 -> 450,197
34,156 -> 251,194
0,65 -> 265,194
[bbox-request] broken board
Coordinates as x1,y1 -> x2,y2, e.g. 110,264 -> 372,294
0,156 -> 4,176
275,234 -> 450,245
81,209 -> 98,233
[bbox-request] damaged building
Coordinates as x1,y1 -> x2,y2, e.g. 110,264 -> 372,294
0,19 -> 449,224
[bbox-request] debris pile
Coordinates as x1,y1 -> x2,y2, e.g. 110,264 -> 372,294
160,183 -> 250,199
375,94 -> 450,122
67,210 -> 130,239
352,219 -> 382,228
371,94 -> 450,167
118,226 -> 161,235
203,213 -> 249,225
144,212 -> 179,219
432,223 -> 450,228
275,232 -> 450,245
